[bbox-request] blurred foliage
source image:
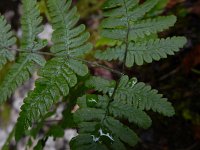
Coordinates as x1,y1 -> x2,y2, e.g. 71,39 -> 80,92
77,0 -> 105,19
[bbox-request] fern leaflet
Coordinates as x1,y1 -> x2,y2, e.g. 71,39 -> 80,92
114,75 -> 175,116
95,0 -> 187,67
96,37 -> 186,66
0,15 -> 16,70
70,95 -> 140,150
15,0 -> 92,140
71,74 -> 174,149
0,0 -> 46,104
86,76 -> 175,117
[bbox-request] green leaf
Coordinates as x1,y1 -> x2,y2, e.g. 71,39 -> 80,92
0,55 -> 41,104
97,0 -> 187,68
73,94 -> 140,149
109,101 -> 152,129
115,76 -> 175,116
48,0 -> 92,56
70,134 -> 108,150
15,0 -> 91,140
85,76 -> 116,94
15,78 -> 60,141
78,122 -> 99,133
104,117 -> 139,147
0,0 -> 46,104
96,37 -> 187,67
0,15 -> 16,70
128,15 -> 177,40
101,0 -> 160,41
125,36 -> 187,66
47,125 -> 65,138
15,57 -> 85,140
74,108 -> 105,123
95,45 -> 125,62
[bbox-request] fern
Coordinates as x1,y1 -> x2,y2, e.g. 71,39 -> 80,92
0,15 -> 16,70
15,0 -> 92,140
70,95 -> 141,150
86,75 -> 174,117
95,0 -> 187,67
114,75 -> 175,116
96,37 -> 186,66
71,75 -> 174,149
0,0 -> 46,104
70,0 -> 184,148
85,76 -> 116,94
0,0 -> 187,149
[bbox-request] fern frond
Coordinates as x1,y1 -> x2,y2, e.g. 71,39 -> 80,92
95,45 -> 124,62
114,75 -> 175,116
101,0 -> 164,41
0,15 -> 16,70
70,134 -> 109,150
71,94 -> 139,149
109,101 -> 152,129
0,0 -> 46,104
15,0 -> 92,140
85,76 -> 116,94
96,37 -> 187,66
72,73 -> 175,148
85,75 -> 175,117
48,0 -> 93,55
15,57 -> 88,140
125,37 -> 186,66
102,15 -> 177,40
20,0 -> 45,49
96,0 -> 187,67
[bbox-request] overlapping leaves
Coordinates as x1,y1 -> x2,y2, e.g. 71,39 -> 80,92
86,76 -> 175,117
70,94 -> 141,150
0,15 -> 16,70
95,0 -> 187,67
15,0 -> 92,140
71,74 -> 174,149
0,0 -> 47,104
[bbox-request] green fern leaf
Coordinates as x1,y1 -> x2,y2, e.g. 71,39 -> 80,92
20,0 -> 45,49
125,37 -> 187,66
85,76 -> 116,94
15,0 -> 91,140
0,15 -> 16,70
96,0 -> 187,67
70,134 -> 109,150
95,44 -> 124,62
96,36 -> 187,66
115,75 -> 175,116
85,75 -> 175,117
48,0 -> 93,55
101,15 -> 177,40
15,57 -> 88,140
101,0 -> 163,41
0,0 -> 46,104
109,101 -> 152,129
71,94 -> 140,149
104,117 -> 139,147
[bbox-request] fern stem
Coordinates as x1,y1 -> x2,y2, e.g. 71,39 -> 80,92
102,0 -> 131,124
73,57 -> 124,76
102,79 -> 121,123
1,46 -> 124,76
